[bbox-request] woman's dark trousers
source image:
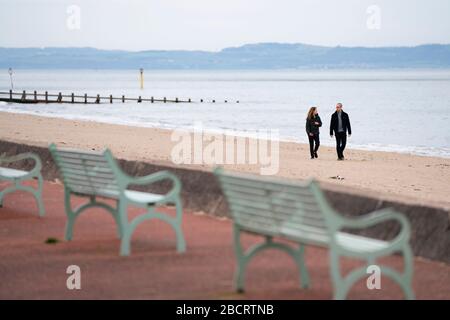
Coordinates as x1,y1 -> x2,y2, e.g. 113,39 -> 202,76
308,134 -> 320,157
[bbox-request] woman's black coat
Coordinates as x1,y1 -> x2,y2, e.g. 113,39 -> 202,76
306,115 -> 322,135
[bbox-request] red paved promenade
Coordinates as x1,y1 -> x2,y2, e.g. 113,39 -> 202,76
0,180 -> 449,299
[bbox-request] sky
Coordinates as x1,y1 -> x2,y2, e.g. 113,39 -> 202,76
0,0 -> 449,51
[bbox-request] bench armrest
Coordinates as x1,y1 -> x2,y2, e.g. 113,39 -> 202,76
124,170 -> 181,203
336,208 -> 411,246
0,153 -> 42,179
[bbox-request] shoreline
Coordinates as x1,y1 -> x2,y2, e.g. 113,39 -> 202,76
1,108 -> 448,159
1,111 -> 450,209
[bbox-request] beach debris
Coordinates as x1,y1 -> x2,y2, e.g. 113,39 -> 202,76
330,175 -> 345,180
45,237 -> 60,244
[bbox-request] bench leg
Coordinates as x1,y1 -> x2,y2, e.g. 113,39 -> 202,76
233,225 -> 311,293
329,251 -> 346,300
118,200 -> 131,256
295,244 -> 310,289
65,214 -> 76,241
34,174 -> 45,217
64,192 -> 121,242
119,198 -> 185,256
64,189 -> 75,241
120,230 -> 131,256
0,180 -> 45,216
0,187 -> 14,208
20,181 -> 46,217
174,198 -> 186,253
330,246 -> 415,300
400,245 -> 415,300
112,200 -> 123,239
232,225 -> 246,293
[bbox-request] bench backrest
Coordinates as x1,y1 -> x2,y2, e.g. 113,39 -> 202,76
49,144 -> 121,198
214,168 -> 336,245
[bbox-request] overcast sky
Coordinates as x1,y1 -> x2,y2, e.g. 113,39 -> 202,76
1,0 -> 449,51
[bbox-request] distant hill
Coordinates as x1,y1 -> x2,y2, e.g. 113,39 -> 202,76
1,43 -> 450,69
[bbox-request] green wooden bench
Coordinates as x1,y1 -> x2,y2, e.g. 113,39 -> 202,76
0,153 -> 45,216
214,167 -> 414,299
49,144 -> 185,256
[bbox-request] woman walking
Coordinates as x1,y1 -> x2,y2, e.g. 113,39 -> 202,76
306,106 -> 322,159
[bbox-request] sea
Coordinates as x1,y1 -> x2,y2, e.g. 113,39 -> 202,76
1,69 -> 449,158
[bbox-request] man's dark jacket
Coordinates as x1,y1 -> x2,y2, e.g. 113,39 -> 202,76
330,111 -> 352,135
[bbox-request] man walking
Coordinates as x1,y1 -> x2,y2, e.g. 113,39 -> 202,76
330,103 -> 351,160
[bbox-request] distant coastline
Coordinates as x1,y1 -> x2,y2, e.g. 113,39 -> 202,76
1,42 -> 450,69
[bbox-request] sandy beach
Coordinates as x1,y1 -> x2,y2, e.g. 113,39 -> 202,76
1,111 -> 450,209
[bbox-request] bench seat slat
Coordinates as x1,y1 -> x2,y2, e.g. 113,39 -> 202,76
52,148 -> 104,156
56,161 -> 111,171
221,184 -> 317,204
0,167 -> 29,178
54,156 -> 111,168
64,177 -> 119,190
230,204 -> 327,229
220,182 -> 313,198
221,182 -> 314,198
56,150 -> 106,160
227,199 -> 326,222
336,233 -> 389,252
237,213 -> 328,237
224,189 -> 323,212
61,172 -> 117,185
219,175 -> 312,195
60,167 -> 116,179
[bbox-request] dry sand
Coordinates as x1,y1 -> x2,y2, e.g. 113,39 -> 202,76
1,111 -> 449,209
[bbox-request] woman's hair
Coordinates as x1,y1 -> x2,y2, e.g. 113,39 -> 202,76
307,107 -> 317,120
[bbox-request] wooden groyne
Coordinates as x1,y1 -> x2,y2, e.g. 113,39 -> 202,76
0,90 -> 239,104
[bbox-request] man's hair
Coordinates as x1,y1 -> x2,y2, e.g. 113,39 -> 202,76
336,103 -> 343,108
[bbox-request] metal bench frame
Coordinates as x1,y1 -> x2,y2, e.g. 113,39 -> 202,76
214,167 -> 414,300
49,144 -> 185,256
0,153 -> 45,216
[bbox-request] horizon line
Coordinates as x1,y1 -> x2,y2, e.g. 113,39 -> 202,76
1,42 -> 450,53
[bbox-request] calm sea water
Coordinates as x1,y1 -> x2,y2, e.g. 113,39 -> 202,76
1,69 -> 450,158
